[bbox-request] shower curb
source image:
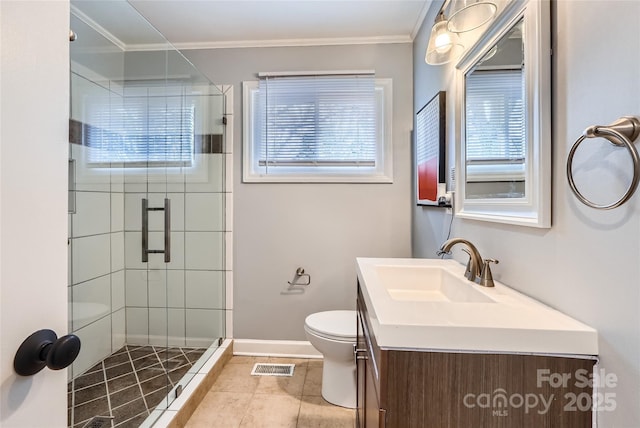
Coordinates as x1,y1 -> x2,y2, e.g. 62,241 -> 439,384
147,340 -> 233,428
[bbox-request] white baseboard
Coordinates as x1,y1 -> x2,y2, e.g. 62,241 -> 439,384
232,339 -> 322,359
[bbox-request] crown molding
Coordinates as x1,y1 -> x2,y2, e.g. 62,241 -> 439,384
411,0 -> 433,40
125,35 -> 413,52
72,4 -> 417,53
70,5 -> 127,52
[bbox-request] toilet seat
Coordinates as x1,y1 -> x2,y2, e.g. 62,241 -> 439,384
304,310 -> 356,342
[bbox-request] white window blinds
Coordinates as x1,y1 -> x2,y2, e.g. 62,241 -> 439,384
465,70 -> 525,165
255,74 -> 377,168
85,94 -> 195,166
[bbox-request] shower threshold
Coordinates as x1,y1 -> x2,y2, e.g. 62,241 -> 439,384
68,345 -> 206,428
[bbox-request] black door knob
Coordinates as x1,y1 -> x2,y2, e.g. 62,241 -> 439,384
14,329 -> 81,376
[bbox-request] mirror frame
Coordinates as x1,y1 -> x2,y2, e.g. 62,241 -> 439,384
455,0 -> 551,228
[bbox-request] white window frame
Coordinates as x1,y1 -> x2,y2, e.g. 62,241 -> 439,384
242,77 -> 393,183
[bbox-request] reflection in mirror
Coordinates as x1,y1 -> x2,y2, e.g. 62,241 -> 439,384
465,19 -> 524,199
455,0 -> 550,228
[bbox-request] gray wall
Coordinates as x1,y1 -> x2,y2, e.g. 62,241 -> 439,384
413,1 -> 639,426
185,44 -> 413,340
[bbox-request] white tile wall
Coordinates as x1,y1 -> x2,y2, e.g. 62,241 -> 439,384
152,193 -> 184,232
73,316 -> 112,376
125,193 -> 185,232
111,232 -> 125,271
69,87 -> 232,361
185,232 -> 223,270
225,192 -> 233,232
124,193 -> 144,231
147,270 -> 185,308
72,145 -> 111,192
185,193 -> 223,231
148,308 -> 167,347
110,167 -> 125,193
169,271 -> 186,307
148,181 -> 185,194
225,309 -> 233,338
225,153 -> 233,192
112,308 -> 126,351
111,192 -> 124,231
72,234 -> 111,284
185,270 -> 224,309
72,275 -> 111,330
156,232 -> 185,270
112,270 -> 125,310
146,268 -> 165,305
185,155 -> 223,193
147,271 -> 167,308
148,308 -> 186,347
185,309 -> 224,347
123,182 -> 147,193
168,308 -> 186,347
125,269 -> 148,306
126,307 -> 149,345
72,191 -> 110,237
225,231 -> 233,271
147,310 -> 184,346
67,233 -> 72,286
225,270 -> 233,310
124,231 -> 185,270
67,286 -> 73,335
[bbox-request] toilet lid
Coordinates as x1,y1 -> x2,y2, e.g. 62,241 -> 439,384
305,310 -> 357,340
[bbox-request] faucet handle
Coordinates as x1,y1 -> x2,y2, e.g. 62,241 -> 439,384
479,258 -> 499,287
461,248 -> 475,281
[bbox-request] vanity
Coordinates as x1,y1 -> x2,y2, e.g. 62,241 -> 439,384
354,258 -> 598,427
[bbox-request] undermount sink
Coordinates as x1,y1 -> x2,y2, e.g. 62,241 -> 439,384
356,257 -> 598,355
374,265 -> 494,303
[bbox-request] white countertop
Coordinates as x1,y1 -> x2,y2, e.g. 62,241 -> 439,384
356,257 -> 598,356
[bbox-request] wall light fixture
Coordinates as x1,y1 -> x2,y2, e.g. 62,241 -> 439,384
425,12 -> 464,65
447,0 -> 497,33
425,0 -> 498,66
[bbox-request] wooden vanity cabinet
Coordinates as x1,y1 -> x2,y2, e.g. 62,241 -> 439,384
356,284 -> 597,428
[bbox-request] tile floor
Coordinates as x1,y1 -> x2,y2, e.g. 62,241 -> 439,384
185,356 -> 356,428
68,345 -> 206,428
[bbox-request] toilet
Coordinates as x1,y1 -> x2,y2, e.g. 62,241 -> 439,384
304,310 -> 357,408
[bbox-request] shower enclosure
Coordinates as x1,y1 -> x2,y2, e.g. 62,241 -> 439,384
68,2 -> 229,426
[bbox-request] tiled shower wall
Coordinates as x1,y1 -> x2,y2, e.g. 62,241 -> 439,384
120,84 -> 229,349
69,71 -> 232,378
122,153 -> 227,348
69,72 -> 127,378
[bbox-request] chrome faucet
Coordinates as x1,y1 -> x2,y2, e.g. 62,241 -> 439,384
437,238 -> 498,287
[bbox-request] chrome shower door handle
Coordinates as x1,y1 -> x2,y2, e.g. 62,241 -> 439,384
141,198 -> 171,263
142,198 -> 149,262
163,198 -> 171,263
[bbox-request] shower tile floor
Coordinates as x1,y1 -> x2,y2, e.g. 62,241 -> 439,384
68,345 -> 206,428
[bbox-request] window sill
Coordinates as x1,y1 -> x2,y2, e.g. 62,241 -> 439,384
242,173 -> 393,184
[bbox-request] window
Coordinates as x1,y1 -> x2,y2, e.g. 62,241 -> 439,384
465,69 -> 525,182
85,90 -> 196,167
243,74 -> 392,183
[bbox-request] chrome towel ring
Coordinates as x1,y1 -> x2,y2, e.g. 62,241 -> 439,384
567,116 -> 640,209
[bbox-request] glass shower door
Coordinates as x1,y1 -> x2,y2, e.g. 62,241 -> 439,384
68,2 -> 227,426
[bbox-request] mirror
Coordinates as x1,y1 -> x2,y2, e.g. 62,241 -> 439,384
455,0 -> 551,227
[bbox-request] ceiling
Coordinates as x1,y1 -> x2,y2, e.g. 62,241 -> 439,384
72,0 -> 434,51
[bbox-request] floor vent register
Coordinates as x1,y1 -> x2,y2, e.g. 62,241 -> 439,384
250,363 -> 295,377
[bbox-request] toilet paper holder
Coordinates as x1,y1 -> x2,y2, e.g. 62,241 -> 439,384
288,267 -> 311,286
